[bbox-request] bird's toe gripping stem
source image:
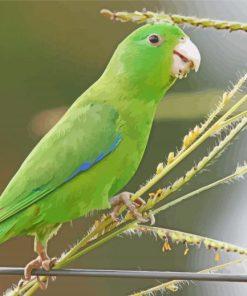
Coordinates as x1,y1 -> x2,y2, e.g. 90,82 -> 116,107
18,240 -> 57,291
110,191 -> 150,223
18,256 -> 57,291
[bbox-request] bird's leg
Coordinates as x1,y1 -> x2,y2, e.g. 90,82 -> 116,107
35,240 -> 57,273
19,240 -> 56,290
110,191 -> 149,223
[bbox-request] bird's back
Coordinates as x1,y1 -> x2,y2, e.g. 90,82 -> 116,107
0,80 -> 158,231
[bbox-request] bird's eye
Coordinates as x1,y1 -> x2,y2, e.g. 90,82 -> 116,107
147,34 -> 163,46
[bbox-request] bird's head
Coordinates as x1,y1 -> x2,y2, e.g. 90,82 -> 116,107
103,22 -> 201,99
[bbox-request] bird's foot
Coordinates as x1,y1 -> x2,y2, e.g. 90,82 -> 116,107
18,256 -> 57,291
110,191 -> 149,223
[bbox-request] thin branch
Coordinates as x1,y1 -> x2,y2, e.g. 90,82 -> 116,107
101,9 -> 247,33
153,161 -> 247,216
218,111 -> 247,129
142,119 -> 247,216
130,225 -> 247,257
175,73 -> 247,157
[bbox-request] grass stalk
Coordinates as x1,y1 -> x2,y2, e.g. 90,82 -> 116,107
101,9 -> 247,33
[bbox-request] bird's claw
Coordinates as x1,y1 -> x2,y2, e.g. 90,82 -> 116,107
110,211 -> 121,222
128,206 -> 149,223
18,256 -> 57,292
42,257 -> 57,271
110,192 -> 148,223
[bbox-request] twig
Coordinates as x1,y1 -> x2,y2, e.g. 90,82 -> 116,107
130,224 -> 247,257
101,9 -> 247,33
152,160 -> 247,216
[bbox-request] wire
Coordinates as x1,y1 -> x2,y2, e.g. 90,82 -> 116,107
1,268 -> 247,282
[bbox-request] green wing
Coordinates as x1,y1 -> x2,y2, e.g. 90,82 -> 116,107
0,99 -> 121,223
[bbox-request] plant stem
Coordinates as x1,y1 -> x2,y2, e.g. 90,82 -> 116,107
130,259 -> 244,296
131,225 -> 247,256
153,163 -> 247,216
101,9 -> 247,33
218,110 -> 247,129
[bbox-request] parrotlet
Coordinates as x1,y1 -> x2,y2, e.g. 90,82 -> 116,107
0,22 -> 201,283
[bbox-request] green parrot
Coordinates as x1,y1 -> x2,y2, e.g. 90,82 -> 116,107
0,22 -> 200,284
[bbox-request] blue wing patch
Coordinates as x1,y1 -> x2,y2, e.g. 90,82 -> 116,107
64,134 -> 122,182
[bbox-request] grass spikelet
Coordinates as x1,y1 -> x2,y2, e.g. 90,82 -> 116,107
156,163 -> 164,174
167,152 -> 175,164
101,9 -> 247,33
130,225 -> 247,257
142,118 -> 247,215
152,162 -> 247,218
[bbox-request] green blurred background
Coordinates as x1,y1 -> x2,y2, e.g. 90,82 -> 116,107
0,1 -> 247,295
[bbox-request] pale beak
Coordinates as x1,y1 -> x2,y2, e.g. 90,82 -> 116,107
171,37 -> 201,79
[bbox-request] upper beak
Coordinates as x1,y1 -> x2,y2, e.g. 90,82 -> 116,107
171,37 -> 201,79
